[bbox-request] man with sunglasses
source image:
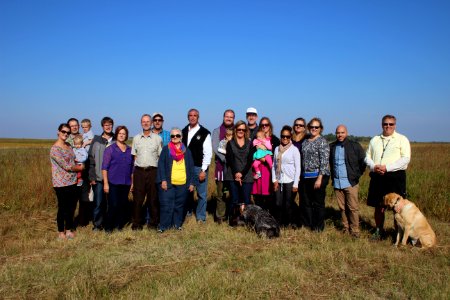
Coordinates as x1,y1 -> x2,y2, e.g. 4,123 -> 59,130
152,112 -> 170,146
182,108 -> 212,224
329,125 -> 366,238
131,114 -> 163,230
365,115 -> 411,240
211,109 -> 235,224
246,107 -> 259,140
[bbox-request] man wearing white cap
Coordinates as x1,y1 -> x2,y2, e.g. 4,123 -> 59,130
152,112 -> 170,146
246,107 -> 258,140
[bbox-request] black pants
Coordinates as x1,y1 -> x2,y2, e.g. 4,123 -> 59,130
367,170 -> 406,207
273,182 -> 297,226
299,176 -> 329,231
75,180 -> 93,227
53,184 -> 78,232
132,167 -> 159,228
105,183 -> 130,231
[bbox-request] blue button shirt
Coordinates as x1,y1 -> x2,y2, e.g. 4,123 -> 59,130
333,143 -> 351,189
158,130 -> 171,146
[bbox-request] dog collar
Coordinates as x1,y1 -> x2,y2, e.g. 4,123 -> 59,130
394,198 -> 405,213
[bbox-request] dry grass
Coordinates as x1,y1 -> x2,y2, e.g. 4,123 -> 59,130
0,140 -> 449,299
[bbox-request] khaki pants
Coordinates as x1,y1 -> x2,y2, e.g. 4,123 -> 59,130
334,184 -> 360,234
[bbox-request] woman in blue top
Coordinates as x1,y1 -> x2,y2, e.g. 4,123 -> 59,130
102,126 -> 133,233
156,128 -> 195,232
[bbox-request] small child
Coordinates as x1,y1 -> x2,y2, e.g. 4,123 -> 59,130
81,119 -> 94,152
218,128 -> 234,155
72,134 -> 88,186
252,130 -> 273,179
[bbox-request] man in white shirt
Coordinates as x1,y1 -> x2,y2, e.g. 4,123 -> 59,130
182,109 -> 212,223
365,114 -> 411,239
131,114 -> 162,230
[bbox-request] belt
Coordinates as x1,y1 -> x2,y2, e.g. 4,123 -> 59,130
135,166 -> 157,171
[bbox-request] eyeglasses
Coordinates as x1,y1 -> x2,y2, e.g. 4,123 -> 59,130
153,119 -> 163,122
236,128 -> 246,132
281,135 -> 291,139
170,134 -> 181,138
294,124 -> 305,127
260,124 -> 269,127
60,130 -> 70,135
383,123 -> 395,126
309,126 -> 320,130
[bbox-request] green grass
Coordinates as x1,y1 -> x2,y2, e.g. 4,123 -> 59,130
0,140 -> 449,299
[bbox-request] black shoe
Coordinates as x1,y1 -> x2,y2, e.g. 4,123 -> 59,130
131,225 -> 143,231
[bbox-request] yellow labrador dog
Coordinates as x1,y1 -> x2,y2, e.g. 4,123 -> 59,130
384,193 -> 436,249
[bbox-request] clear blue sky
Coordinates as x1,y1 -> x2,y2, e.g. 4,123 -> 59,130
1,0 -> 449,141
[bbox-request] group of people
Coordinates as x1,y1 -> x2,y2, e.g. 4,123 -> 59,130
50,107 -> 411,240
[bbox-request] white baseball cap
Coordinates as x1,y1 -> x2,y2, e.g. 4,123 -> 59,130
152,112 -> 164,120
246,107 -> 258,114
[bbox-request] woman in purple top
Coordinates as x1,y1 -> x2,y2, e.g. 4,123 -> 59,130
50,123 -> 85,240
102,126 -> 133,232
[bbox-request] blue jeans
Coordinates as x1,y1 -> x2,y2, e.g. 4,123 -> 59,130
229,181 -> 252,207
185,167 -> 208,221
105,184 -> 130,231
159,184 -> 189,230
92,181 -> 106,228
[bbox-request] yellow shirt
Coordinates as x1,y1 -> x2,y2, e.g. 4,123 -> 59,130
171,159 -> 187,185
365,131 -> 411,172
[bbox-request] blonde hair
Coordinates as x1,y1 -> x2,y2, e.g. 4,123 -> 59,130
81,119 -> 91,127
73,134 -> 83,145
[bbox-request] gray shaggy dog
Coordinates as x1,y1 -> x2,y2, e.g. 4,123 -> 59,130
242,204 -> 280,238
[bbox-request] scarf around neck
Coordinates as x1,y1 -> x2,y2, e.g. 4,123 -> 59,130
168,141 -> 186,161
276,141 -> 292,178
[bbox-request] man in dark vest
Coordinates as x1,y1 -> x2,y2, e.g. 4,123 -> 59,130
182,108 -> 212,223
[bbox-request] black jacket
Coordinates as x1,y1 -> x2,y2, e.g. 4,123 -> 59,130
329,139 -> 366,187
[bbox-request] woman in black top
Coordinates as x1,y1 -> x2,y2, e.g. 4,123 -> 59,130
225,120 -> 255,226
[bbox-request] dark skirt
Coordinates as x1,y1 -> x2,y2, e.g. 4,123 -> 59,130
367,170 -> 406,207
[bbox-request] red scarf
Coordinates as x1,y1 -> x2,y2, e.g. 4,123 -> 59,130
168,141 -> 185,161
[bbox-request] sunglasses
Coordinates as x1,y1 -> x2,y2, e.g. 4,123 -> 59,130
383,123 -> 395,126
60,130 -> 70,135
236,128 -> 246,132
170,134 -> 181,138
281,135 -> 291,139
153,119 -> 163,122
260,124 -> 269,127
294,124 -> 305,127
309,126 -> 320,130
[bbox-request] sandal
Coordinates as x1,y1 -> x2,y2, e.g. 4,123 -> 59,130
65,231 -> 75,240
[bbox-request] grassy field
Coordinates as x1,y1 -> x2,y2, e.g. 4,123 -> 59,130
0,140 -> 449,299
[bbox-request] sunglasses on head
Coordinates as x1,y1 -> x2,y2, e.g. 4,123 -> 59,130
170,134 -> 181,138
383,123 -> 395,126
60,130 -> 70,135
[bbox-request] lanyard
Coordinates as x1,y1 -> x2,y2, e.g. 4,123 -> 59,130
380,136 -> 391,162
